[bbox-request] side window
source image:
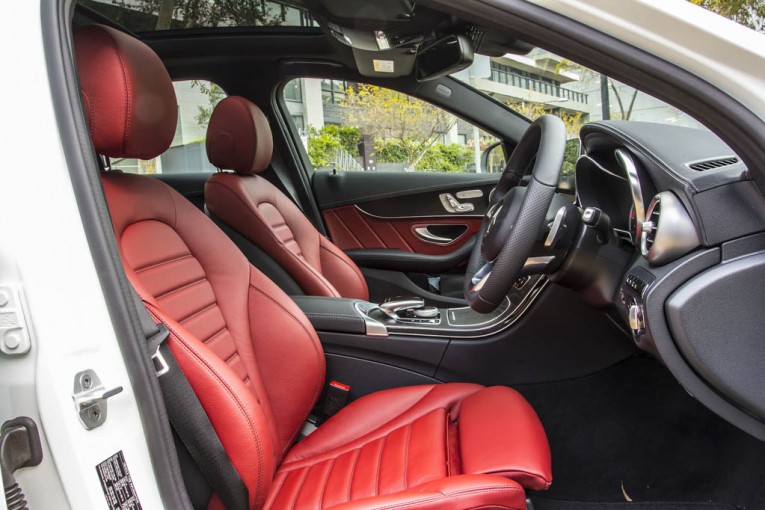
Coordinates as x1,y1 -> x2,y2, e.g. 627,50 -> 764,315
282,79 -> 500,173
110,80 -> 226,174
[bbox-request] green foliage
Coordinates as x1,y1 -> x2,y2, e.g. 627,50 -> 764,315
415,143 -> 473,173
306,127 -> 341,168
318,125 -> 361,156
111,0 -> 283,30
374,140 -> 472,172
689,0 -> 765,32
306,125 -> 362,168
373,139 -> 410,164
191,80 -> 227,128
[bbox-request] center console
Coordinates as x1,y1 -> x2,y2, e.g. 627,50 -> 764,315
292,273 -> 548,340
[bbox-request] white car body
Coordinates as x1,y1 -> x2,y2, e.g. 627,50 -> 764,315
0,0 -> 763,508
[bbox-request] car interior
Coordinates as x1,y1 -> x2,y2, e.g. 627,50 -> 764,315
65,1 -> 765,509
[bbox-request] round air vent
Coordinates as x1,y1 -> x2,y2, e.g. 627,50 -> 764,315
640,192 -> 700,265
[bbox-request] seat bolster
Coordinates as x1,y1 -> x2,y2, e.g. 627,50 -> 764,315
247,266 -> 326,456
284,383 -> 483,465
324,474 -> 527,510
145,304 -> 276,510
458,387 -> 552,491
206,174 -> 342,298
319,237 -> 369,301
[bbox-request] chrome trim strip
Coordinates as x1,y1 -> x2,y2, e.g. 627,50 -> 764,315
352,204 -> 483,220
353,302 -> 389,337
615,149 -> 646,241
413,227 -> 455,245
577,154 -> 628,181
456,189 -> 484,199
387,276 -> 549,339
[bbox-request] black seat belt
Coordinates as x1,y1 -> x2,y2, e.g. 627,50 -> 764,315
128,289 -> 249,510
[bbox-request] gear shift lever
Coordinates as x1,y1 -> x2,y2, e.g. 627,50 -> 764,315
379,297 -> 425,319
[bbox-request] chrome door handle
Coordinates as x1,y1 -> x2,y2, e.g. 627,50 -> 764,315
414,227 -> 454,245
439,193 -> 475,213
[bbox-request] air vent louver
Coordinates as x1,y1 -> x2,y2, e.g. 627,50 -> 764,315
688,157 -> 739,171
643,200 -> 661,254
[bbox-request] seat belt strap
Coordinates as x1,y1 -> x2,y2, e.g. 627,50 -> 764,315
128,288 -> 249,510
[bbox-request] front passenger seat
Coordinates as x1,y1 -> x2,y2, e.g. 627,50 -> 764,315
75,24 -> 552,510
204,97 -> 369,301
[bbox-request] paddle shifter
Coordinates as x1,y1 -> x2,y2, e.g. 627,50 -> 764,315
378,297 -> 440,323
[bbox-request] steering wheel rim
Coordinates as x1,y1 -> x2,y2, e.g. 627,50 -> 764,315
464,115 -> 567,313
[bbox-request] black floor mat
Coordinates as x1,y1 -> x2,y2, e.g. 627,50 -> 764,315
532,499 -> 736,510
514,356 -> 765,509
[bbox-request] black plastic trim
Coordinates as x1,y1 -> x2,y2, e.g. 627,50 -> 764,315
43,1 -> 192,507
421,0 -> 765,196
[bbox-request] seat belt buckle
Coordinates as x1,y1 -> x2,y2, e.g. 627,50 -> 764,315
151,346 -> 169,377
322,381 -> 350,419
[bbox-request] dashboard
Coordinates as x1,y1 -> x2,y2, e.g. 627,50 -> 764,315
572,120 -> 765,440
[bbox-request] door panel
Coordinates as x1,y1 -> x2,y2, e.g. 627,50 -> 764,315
323,205 -> 482,255
313,171 -> 499,303
315,170 -> 497,256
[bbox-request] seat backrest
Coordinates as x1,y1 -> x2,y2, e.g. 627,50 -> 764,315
74,25 -> 325,509
204,96 -> 369,301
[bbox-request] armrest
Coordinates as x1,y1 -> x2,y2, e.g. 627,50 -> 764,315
346,236 -> 476,273
291,296 -> 367,335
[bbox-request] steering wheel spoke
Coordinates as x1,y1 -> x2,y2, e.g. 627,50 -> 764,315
464,115 -> 567,313
470,261 -> 494,292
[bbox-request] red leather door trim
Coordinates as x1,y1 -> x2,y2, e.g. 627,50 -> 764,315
323,206 -> 481,256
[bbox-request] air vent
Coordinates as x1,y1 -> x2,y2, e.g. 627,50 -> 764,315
688,157 -> 739,171
642,199 -> 661,254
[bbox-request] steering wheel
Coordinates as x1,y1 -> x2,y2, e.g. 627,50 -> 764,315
464,115 -> 567,313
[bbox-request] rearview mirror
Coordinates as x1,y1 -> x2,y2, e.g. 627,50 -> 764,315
416,34 -> 474,82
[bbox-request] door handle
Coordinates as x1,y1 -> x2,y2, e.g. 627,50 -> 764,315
439,193 -> 475,214
413,227 -> 455,244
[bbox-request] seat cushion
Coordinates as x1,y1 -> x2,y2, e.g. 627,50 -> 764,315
265,384 -> 551,509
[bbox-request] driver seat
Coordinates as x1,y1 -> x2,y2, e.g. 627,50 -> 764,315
75,24 -> 552,510
204,96 -> 369,301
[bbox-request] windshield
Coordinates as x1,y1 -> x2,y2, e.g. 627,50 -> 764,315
451,49 -> 707,134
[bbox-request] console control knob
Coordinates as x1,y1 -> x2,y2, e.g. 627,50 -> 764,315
628,301 -> 645,333
412,306 -> 439,319
379,297 -> 425,319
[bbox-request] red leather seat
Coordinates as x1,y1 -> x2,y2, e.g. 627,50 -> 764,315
204,97 -> 369,300
74,24 -> 552,510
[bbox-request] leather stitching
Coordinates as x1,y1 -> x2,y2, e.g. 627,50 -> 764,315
346,447 -> 362,504
207,179 -> 340,297
146,305 -> 266,508
318,457 -> 336,510
288,465 -> 312,510
99,28 -> 132,156
342,485 -> 525,510
319,243 -> 368,296
402,423 -> 411,489
133,253 -> 193,274
154,276 -> 206,300
284,385 -> 482,466
249,279 -> 325,455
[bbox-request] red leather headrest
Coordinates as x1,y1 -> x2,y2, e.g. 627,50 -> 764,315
74,25 -> 177,160
206,96 -> 273,174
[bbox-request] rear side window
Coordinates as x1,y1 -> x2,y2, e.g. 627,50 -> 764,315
110,80 -> 226,174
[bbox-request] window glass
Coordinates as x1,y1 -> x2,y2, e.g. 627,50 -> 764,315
283,78 -> 500,173
78,0 -> 318,32
452,50 -> 706,131
451,49 -> 709,189
110,80 -> 225,175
